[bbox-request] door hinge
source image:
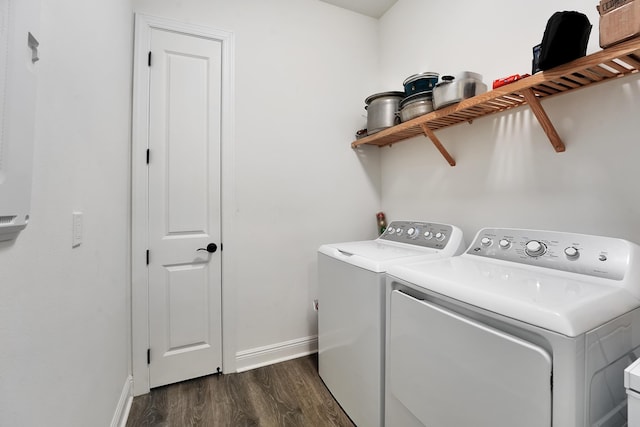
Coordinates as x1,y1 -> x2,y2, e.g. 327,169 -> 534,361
146,249 -> 149,265
148,51 -> 152,67
146,149 -> 150,164
147,348 -> 151,365
216,367 -> 221,375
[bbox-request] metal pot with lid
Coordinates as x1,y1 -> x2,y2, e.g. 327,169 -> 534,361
398,92 -> 434,122
432,72 -> 487,110
365,91 -> 404,134
403,72 -> 439,97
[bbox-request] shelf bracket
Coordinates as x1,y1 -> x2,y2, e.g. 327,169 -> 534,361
521,88 -> 566,153
420,124 -> 456,166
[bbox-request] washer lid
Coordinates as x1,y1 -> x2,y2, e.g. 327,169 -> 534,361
387,256 -> 640,337
319,240 -> 439,273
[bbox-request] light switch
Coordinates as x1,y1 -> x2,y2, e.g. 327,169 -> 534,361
72,212 -> 82,247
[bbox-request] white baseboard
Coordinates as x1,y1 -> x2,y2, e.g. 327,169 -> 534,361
111,375 -> 134,427
235,335 -> 318,373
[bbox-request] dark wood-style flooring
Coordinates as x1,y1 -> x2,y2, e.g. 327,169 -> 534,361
126,354 -> 356,427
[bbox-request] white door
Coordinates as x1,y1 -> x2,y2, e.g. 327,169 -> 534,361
147,27 -> 222,388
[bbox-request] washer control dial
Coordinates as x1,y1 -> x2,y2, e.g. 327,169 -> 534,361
499,239 -> 511,249
407,227 -> 417,238
480,237 -> 492,247
423,231 -> 433,239
396,228 -> 404,236
435,232 -> 446,241
564,246 -> 579,260
525,240 -> 547,257
387,227 -> 395,234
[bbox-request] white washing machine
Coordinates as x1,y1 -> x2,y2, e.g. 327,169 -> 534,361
318,221 -> 465,427
386,228 -> 640,427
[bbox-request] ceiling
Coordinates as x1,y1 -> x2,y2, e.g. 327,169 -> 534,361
318,0 -> 399,18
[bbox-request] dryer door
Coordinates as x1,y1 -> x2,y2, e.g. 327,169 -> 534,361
388,290 -> 552,427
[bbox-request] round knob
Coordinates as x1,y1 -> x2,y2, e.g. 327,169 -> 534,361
387,227 -> 395,234
564,246 -> 579,260
499,239 -> 511,249
525,240 -> 546,257
407,227 -> 417,237
435,232 -> 445,241
423,231 -> 433,239
480,237 -> 492,247
396,229 -> 404,236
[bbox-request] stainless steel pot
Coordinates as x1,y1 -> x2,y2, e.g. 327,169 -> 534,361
398,92 -> 433,122
432,72 -> 487,110
365,91 -> 404,134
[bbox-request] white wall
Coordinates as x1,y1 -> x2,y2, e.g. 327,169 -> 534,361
0,0 -> 133,425
132,0 -> 381,368
378,0 -> 640,243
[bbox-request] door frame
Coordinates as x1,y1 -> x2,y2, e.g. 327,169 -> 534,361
131,13 -> 236,396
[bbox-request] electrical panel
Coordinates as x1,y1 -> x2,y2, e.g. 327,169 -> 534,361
0,0 -> 40,241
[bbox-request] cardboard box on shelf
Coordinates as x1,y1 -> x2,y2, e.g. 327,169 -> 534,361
598,0 -> 635,15
599,0 -> 640,47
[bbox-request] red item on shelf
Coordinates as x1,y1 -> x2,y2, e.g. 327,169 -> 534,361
492,74 -> 531,89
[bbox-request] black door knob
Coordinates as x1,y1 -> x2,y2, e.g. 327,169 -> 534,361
197,243 -> 218,253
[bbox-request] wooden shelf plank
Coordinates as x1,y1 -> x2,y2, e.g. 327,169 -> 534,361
621,54 -> 640,69
352,37 -> 640,153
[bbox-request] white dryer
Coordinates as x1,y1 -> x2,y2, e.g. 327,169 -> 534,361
385,228 -> 640,427
318,221 -> 465,427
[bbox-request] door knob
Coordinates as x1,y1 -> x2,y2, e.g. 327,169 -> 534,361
197,243 -> 218,253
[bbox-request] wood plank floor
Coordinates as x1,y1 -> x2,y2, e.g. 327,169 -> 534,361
126,354 -> 356,427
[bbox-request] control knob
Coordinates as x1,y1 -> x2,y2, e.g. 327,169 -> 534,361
387,227 -> 395,234
498,239 -> 511,249
525,240 -> 547,257
480,237 -> 492,247
564,246 -> 580,260
435,232 -> 446,241
423,231 -> 433,239
407,227 -> 417,238
396,228 -> 404,236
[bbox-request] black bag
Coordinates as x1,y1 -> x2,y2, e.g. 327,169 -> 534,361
537,11 -> 592,70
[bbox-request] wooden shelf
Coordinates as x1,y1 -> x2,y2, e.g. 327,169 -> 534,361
351,37 -> 640,166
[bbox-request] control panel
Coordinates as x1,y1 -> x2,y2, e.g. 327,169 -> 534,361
380,221 -> 454,250
467,228 -> 631,280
